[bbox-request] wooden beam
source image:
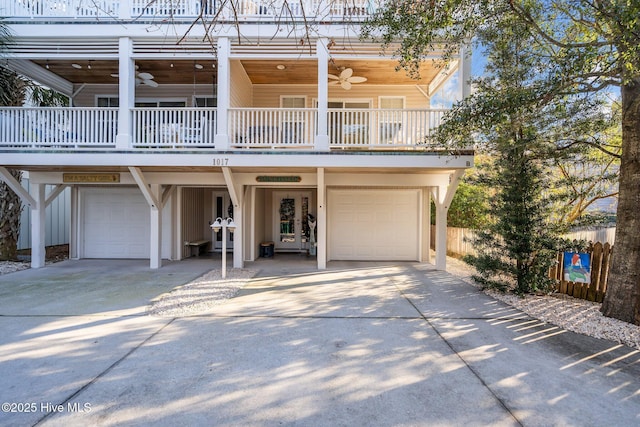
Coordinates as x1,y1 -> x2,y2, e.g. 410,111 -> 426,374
45,184 -> 68,207
128,167 -> 160,209
162,185 -> 176,206
222,167 -> 241,210
0,167 -> 37,207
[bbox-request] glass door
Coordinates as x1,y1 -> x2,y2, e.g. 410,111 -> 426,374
212,191 -> 234,251
273,191 -> 311,252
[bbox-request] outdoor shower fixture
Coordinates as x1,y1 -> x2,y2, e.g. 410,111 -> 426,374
210,217 -> 236,279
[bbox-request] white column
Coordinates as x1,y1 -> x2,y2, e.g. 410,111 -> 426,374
421,187 -> 432,264
459,43 -> 472,100
70,186 -> 79,259
317,167 -> 327,269
433,186 -> 448,271
116,37 -> 134,149
315,39 -> 329,150
149,184 -> 162,269
215,37 -> 230,150
233,189 -> 243,269
432,170 -> 464,270
120,0 -> 131,19
30,183 -> 46,269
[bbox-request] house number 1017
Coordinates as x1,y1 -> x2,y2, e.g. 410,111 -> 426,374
213,158 -> 229,166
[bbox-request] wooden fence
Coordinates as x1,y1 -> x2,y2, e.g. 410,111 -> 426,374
549,242 -> 613,303
432,226 -> 615,302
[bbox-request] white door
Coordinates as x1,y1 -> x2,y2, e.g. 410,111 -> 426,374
328,189 -> 420,261
81,188 -> 149,258
211,191 -> 234,251
273,191 -> 311,252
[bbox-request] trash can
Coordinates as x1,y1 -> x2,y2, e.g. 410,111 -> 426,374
260,241 -> 274,258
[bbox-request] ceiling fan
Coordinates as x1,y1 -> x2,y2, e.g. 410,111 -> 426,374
328,68 -> 367,90
110,70 -> 158,87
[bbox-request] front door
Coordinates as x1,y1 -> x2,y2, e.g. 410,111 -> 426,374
273,191 -> 311,252
212,191 -> 234,251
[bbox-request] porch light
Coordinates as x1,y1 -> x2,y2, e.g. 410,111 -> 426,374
71,63 -> 82,69
210,217 -> 236,279
276,64 -> 286,70
195,63 -> 203,69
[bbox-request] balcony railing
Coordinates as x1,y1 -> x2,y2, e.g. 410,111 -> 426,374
3,0 -> 378,20
229,108 -> 316,149
132,108 -> 217,148
0,107 -> 118,149
0,107 -> 445,151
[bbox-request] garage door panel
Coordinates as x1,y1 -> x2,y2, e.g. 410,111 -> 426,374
329,189 -> 420,261
82,188 -> 150,259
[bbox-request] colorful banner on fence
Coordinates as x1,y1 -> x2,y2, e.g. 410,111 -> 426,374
563,252 -> 591,284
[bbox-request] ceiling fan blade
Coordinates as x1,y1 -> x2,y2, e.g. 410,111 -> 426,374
328,81 -> 340,86
144,79 -> 159,87
348,76 -> 367,84
137,72 -> 154,80
340,68 -> 353,79
110,73 -> 119,78
135,78 -> 142,85
341,81 -> 352,90
328,74 -> 340,80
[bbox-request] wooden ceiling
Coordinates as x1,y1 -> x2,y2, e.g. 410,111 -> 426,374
31,58 -> 443,86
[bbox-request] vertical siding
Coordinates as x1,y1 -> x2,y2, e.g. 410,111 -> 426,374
230,60 -> 253,107
253,84 -> 430,108
180,187 -> 208,258
18,179 -> 71,250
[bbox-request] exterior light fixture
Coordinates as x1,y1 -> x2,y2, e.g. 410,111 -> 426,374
195,63 -> 203,69
210,217 -> 236,279
71,63 -> 82,69
276,64 -> 286,70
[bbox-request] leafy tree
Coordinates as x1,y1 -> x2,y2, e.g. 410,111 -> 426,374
363,1 -> 640,325
0,19 -> 67,260
0,66 -> 28,260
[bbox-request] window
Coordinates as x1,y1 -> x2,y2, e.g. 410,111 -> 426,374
379,97 -> 404,144
281,96 -> 306,108
97,97 -> 119,107
194,97 -> 217,107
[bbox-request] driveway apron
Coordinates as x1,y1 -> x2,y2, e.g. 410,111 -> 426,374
0,259 -> 638,427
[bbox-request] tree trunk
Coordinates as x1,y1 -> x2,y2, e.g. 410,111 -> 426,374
0,168 -> 23,261
601,78 -> 640,325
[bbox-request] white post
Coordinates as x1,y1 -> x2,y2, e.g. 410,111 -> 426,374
422,187 -> 432,264
215,37 -> 230,150
317,167 -> 327,269
315,39 -> 329,150
116,37 -> 134,149
30,183 -> 46,269
459,43 -> 472,100
221,223 -> 227,279
150,184 -> 162,269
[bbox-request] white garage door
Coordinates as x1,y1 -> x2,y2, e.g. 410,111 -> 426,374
328,189 -> 420,261
81,188 -> 150,258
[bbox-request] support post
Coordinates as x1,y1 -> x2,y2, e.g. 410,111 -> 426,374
215,37 -> 230,150
432,170 -> 464,270
30,183 -> 46,269
149,184 -> 162,269
317,167 -> 327,269
315,39 -> 329,150
116,37 -> 134,149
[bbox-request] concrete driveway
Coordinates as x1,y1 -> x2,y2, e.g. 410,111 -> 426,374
0,258 -> 638,426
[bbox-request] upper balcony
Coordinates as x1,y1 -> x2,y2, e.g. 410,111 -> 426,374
0,106 -> 446,151
1,0 -> 378,22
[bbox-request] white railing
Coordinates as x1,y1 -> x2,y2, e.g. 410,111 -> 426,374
0,107 -> 118,149
328,108 -> 446,148
0,107 -> 446,151
2,0 -> 378,20
132,108 -> 217,148
229,108 -> 316,148
6,0 -> 119,18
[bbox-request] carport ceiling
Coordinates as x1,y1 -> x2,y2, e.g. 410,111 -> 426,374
31,58 -> 445,86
